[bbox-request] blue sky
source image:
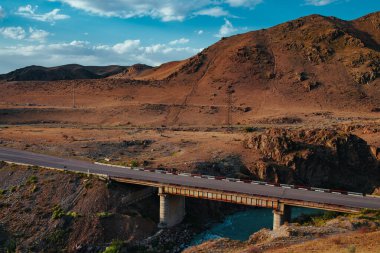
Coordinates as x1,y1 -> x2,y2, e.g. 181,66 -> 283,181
0,0 -> 379,73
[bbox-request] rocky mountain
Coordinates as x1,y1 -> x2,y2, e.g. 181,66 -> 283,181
0,64 -> 129,81
113,12 -> 380,113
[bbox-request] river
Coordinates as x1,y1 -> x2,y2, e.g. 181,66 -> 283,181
191,207 -> 322,245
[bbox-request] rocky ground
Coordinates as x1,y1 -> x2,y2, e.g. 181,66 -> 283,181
0,163 -> 245,252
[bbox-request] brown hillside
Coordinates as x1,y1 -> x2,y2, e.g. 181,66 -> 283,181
1,13 -> 380,127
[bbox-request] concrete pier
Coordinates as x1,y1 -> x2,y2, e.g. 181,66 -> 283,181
158,187 -> 186,228
273,204 -> 291,230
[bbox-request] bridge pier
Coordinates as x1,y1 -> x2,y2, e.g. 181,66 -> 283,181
158,187 -> 185,228
273,204 -> 291,230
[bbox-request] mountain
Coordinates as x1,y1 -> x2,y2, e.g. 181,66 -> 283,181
0,64 -> 130,81
126,12 -> 379,86
1,12 -> 379,127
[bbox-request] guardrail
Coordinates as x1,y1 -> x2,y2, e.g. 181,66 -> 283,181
93,161 -> 366,197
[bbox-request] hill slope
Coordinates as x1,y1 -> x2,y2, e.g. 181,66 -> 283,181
0,13 -> 379,127
0,64 -> 130,81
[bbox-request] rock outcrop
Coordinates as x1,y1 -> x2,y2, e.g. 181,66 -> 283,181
244,129 -> 380,192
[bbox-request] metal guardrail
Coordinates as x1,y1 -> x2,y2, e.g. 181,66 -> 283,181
93,161 -> 366,197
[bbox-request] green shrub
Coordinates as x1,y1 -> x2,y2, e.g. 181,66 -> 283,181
130,160 -> 139,168
66,211 -> 79,218
26,175 -> 38,184
103,240 -> 124,253
295,211 -> 340,226
30,185 -> 38,193
8,186 -> 16,193
0,189 -> 6,196
244,127 -> 255,133
51,205 -> 65,220
97,212 -> 113,219
5,239 -> 16,253
347,245 -> 356,253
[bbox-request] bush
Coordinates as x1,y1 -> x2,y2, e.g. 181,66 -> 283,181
26,175 -> 38,184
244,127 -> 256,133
5,239 -> 16,253
97,212 -> 113,219
66,211 -> 79,218
103,240 -> 124,253
347,245 -> 356,253
51,205 -> 65,220
30,185 -> 38,193
0,189 -> 6,196
130,160 -> 139,168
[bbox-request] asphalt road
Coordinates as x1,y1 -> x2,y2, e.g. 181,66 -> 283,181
1,146 -> 380,210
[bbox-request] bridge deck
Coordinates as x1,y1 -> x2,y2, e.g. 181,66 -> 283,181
1,147 -> 380,212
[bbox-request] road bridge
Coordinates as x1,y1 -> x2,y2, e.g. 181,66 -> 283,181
1,147 -> 379,230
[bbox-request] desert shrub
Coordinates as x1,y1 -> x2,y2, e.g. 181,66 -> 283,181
84,179 -> 93,189
5,239 -> 16,253
30,185 -> 38,193
66,211 -> 79,218
51,205 -> 65,220
347,245 -> 356,253
244,127 -> 255,133
102,240 -> 124,253
130,160 -> 139,168
295,211 -> 340,226
8,186 -> 16,193
26,175 -> 38,184
97,212 -> 113,219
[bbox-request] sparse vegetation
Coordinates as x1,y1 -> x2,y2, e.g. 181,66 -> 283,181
51,205 -> 65,220
4,239 -> 17,253
66,211 -> 79,218
130,160 -> 139,168
26,175 -> 38,184
295,211 -> 341,226
347,245 -> 356,253
102,239 -> 124,253
8,186 -> 16,193
30,184 -> 38,193
97,212 -> 113,219
244,127 -> 256,133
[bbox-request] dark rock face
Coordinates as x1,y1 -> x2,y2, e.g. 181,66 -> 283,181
193,155 -> 251,178
244,129 -> 380,193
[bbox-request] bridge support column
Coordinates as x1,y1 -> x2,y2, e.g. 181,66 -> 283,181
158,187 -> 185,228
273,204 -> 291,230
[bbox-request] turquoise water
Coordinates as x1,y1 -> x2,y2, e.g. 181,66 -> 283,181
191,207 -> 322,245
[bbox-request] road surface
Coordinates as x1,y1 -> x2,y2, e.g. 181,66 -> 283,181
0,146 -> 380,210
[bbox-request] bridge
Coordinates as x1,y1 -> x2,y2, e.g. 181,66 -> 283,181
1,146 -> 380,230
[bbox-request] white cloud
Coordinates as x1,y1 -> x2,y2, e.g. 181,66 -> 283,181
169,38 -> 189,45
215,18 -> 238,37
0,26 -> 50,42
50,0 -> 264,22
112,40 -> 141,54
194,7 -> 229,17
0,39 -> 203,73
29,28 -> 50,42
16,5 -> 70,23
0,27 -> 26,40
0,6 -> 5,19
197,30 -> 204,35
305,0 -> 336,6
225,0 -> 263,8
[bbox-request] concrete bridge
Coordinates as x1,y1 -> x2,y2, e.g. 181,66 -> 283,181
1,147 -> 380,230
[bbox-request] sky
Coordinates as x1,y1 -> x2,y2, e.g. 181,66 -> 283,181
0,0 -> 379,73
